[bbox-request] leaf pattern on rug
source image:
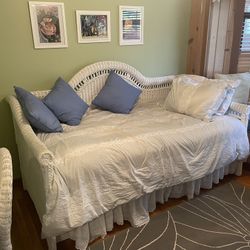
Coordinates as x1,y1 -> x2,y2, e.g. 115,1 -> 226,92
89,182 -> 250,250
171,182 -> 250,250
89,212 -> 177,250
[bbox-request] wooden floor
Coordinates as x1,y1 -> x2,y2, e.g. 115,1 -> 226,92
11,165 -> 250,250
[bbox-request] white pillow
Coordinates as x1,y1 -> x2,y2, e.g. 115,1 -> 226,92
164,75 -> 238,121
216,80 -> 240,116
215,72 -> 250,104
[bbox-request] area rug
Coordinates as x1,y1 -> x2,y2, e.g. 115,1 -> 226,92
89,181 -> 250,250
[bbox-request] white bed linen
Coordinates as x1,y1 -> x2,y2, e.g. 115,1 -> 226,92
37,103 -> 249,238
51,163 -> 241,250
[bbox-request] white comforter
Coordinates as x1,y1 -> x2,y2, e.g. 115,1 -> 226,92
38,103 -> 249,237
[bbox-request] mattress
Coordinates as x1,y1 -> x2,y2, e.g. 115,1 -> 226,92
37,103 -> 249,237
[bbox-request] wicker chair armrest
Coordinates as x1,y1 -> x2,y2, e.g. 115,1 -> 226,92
0,148 -> 12,250
228,102 -> 250,127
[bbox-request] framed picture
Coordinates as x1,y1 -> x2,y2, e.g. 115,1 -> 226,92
76,10 -> 111,43
119,6 -> 144,46
28,1 -> 68,49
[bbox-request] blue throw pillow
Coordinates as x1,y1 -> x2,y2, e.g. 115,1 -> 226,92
92,71 -> 142,113
43,77 -> 89,126
14,86 -> 63,133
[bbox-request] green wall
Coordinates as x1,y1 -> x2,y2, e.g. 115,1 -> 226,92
0,0 -> 191,178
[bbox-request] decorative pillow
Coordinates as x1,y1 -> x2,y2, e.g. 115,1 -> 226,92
164,75 -> 237,121
216,79 -> 240,116
43,77 -> 89,126
215,72 -> 250,104
92,70 -> 142,114
14,86 -> 62,133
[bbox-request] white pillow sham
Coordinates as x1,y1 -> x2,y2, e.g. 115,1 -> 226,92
215,72 -> 250,104
215,81 -> 240,116
164,75 -> 238,121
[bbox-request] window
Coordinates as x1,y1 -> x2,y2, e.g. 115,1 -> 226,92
241,0 -> 250,52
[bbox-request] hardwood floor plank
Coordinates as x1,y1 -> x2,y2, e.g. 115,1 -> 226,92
12,181 -> 47,250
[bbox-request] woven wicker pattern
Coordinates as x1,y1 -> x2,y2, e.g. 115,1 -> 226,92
228,102 -> 250,127
0,148 -> 13,250
31,61 -> 175,105
68,61 -> 175,105
6,96 -> 54,195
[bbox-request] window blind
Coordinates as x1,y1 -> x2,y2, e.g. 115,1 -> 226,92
245,0 -> 250,12
241,0 -> 250,51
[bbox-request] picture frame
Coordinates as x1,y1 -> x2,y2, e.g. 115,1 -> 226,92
119,6 -> 144,46
28,1 -> 68,49
76,10 -> 111,43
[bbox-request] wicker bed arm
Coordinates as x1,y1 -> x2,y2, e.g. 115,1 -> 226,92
7,96 -> 55,191
228,102 -> 250,127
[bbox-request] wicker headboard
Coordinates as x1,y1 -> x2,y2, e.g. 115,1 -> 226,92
32,61 -> 175,105
68,61 -> 175,105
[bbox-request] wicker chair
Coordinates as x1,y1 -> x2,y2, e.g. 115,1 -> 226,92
0,148 -> 13,250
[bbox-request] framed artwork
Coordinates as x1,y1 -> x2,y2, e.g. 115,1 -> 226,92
28,1 -> 68,49
119,6 -> 144,46
76,10 -> 111,43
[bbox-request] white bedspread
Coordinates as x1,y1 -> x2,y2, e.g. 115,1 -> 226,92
37,103 -> 249,237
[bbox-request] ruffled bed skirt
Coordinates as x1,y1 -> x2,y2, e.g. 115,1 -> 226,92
47,162 -> 242,250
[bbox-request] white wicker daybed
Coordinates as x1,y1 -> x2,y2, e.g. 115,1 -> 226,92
8,61 -> 250,250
